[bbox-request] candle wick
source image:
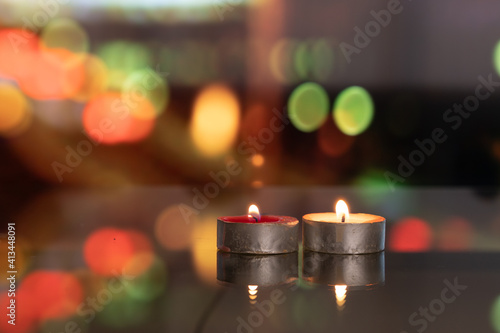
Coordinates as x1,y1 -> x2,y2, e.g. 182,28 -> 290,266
251,216 -> 258,222
341,214 -> 345,223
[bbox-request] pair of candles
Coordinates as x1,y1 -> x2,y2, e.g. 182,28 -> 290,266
217,200 -> 386,254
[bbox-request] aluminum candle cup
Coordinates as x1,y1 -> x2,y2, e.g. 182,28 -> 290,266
217,205 -> 299,254
302,251 -> 385,288
217,213 -> 299,254
303,200 -> 385,254
303,213 -> 385,254
217,251 -> 298,286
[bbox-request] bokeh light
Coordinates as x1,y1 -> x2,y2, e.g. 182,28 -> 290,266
73,54 -> 109,102
124,256 -> 167,301
333,86 -> 374,136
190,84 -> 240,157
0,290 -> 37,333
97,41 -> 153,90
84,228 -> 154,277
251,154 -> 265,167
0,28 -> 39,83
122,68 -> 169,118
20,270 -> 83,320
270,38 -> 298,84
191,216 -> 217,285
388,217 -> 433,252
310,39 -> 334,82
317,116 -> 355,157
0,84 -> 32,137
494,40 -> 500,76
41,18 -> 89,54
83,92 -> 156,144
97,291 -> 151,328
20,48 -> 85,100
491,295 -> 500,333
288,82 -> 329,132
436,217 -> 473,251
155,205 -> 195,251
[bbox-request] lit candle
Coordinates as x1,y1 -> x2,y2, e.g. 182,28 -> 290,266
217,204 -> 299,254
302,200 -> 385,254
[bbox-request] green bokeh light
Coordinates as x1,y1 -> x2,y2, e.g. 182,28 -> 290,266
494,41 -> 500,76
310,39 -> 334,82
294,41 -> 309,80
124,256 -> 167,301
491,295 -> 500,333
288,82 -> 329,132
97,291 -> 151,328
122,68 -> 169,116
97,41 -> 153,90
333,86 -> 374,136
41,18 -> 89,54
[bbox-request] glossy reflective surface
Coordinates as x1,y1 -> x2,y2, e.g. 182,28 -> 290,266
1,186 -> 500,333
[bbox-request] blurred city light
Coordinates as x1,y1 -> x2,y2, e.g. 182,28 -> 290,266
288,82 -> 329,132
333,86 -> 374,136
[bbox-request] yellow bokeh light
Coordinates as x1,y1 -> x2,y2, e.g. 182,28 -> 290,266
0,84 -> 31,137
73,54 -> 109,102
191,216 -> 217,285
190,84 -> 240,157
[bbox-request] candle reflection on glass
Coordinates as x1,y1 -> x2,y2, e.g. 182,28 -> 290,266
334,285 -> 347,310
248,284 -> 258,305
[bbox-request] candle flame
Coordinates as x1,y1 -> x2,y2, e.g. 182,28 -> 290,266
334,285 -> 347,309
335,200 -> 350,222
248,285 -> 258,304
248,204 -> 261,222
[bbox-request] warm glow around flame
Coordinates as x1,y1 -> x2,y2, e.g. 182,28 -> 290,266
248,204 -> 261,222
335,285 -> 347,309
335,200 -> 350,222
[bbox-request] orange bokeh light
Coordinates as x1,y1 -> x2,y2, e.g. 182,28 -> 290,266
84,228 -> 153,277
0,28 -> 39,83
437,217 -> 473,251
389,217 -> 433,252
20,48 -> 85,100
83,92 -> 155,145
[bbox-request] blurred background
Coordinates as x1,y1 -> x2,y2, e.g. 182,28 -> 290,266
2,0 -> 500,332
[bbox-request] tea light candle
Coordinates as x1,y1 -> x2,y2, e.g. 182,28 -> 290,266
217,204 -> 299,254
302,200 -> 385,254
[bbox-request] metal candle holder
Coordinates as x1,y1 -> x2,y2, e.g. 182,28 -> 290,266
217,216 -> 299,254
302,213 -> 386,254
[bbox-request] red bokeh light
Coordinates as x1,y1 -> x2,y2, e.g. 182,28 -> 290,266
83,228 -> 153,277
389,217 -> 433,252
83,92 -> 155,145
317,117 -> 355,157
0,270 -> 83,333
